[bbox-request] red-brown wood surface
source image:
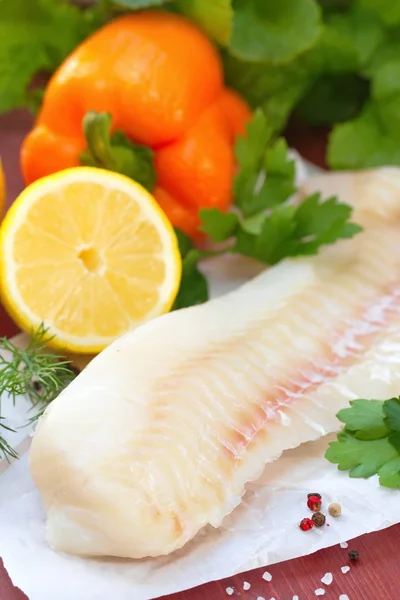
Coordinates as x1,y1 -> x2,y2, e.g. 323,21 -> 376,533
0,111 -> 399,600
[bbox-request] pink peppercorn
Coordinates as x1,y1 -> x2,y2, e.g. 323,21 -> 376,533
307,495 -> 322,512
299,518 -> 314,531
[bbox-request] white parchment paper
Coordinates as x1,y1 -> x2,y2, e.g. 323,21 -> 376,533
1,153 -> 399,600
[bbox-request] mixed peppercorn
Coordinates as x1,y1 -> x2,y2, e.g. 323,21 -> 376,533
299,494 -> 342,531
298,495 -> 360,566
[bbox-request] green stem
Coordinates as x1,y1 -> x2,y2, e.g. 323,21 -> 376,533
81,111 -> 114,169
80,110 -> 157,192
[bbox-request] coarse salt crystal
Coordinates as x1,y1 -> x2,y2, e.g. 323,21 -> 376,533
340,541 -> 348,548
293,596 -> 299,600
262,571 -> 272,582
243,581 -> 251,590
226,587 -> 234,596
257,597 -> 265,600
315,589 -> 325,596
339,595 -> 350,600
321,572 -> 333,585
341,566 -> 350,574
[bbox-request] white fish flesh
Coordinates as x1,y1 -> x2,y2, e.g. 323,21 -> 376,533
30,167 -> 400,559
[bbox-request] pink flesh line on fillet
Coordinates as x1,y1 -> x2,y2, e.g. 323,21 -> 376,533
222,285 -> 400,459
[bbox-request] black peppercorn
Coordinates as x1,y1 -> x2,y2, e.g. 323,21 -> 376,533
348,550 -> 359,561
311,511 -> 326,527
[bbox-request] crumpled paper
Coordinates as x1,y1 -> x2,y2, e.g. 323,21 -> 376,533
2,153 -> 399,600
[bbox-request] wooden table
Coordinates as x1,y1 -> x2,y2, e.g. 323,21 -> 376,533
1,111 -> 399,600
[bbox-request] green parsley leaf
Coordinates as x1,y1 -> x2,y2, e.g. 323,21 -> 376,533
383,398 -> 400,433
364,37 -> 400,78
201,110 -> 362,267
377,457 -> 400,488
336,399 -> 390,440
317,7 -> 386,73
323,10 -> 400,171
325,429 -> 400,479
328,102 -> 400,170
234,109 -> 274,170
296,74 -> 369,126
233,113 -> 275,218
290,193 -> 363,255
265,139 -> 297,181
293,6 -> 384,127
172,230 -> 209,310
174,228 -> 193,259
257,138 -> 297,210
372,62 -> 400,99
313,20 -> 358,74
0,0 -> 99,113
230,0 -> 321,64
371,61 -> 400,138
221,1 -> 400,170
358,0 -> 400,27
199,208 -> 239,243
241,204 -> 298,265
235,193 -> 361,264
172,266 -> 208,311
223,51 -> 317,134
234,120 -> 296,218
175,0 -> 233,46
326,396 -> 400,488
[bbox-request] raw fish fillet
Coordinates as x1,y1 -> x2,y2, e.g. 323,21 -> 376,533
30,168 -> 400,559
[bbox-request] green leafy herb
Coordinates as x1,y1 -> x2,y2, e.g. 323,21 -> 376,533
296,74 -> 370,126
358,0 -> 400,27
0,0 -> 101,113
222,49 -> 318,134
175,0 -> 233,45
326,397 -> 400,488
199,110 -> 362,266
381,398 -> 400,432
318,7 -> 385,73
176,0 -> 321,64
173,110 -> 361,304
377,457 -> 400,488
171,230 -> 209,310
200,209 -> 239,243
327,101 -> 400,170
336,399 -> 390,440
3,0 -> 400,174
221,1 -> 400,170
326,429 -> 400,479
80,111 -> 156,192
0,324 -> 78,462
230,0 -> 321,64
0,419 -> 19,462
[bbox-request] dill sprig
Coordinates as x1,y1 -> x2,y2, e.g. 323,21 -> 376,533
0,418 -> 18,461
0,324 -> 78,462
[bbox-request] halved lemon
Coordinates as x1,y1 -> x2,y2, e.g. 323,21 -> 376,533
0,167 -> 181,353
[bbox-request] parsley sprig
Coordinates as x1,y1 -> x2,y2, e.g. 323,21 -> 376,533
0,324 -> 77,462
174,109 -> 362,309
326,398 -> 400,488
200,109 -> 362,263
